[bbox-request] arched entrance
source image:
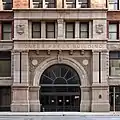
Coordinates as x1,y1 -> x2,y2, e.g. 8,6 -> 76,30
40,64 -> 81,112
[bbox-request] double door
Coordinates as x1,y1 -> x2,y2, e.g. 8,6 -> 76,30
41,95 -> 80,111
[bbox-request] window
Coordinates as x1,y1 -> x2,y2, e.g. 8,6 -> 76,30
66,0 -> 76,8
32,0 -> 42,8
108,0 -> 119,10
32,22 -> 41,38
109,23 -> 119,40
77,0 -> 89,8
2,23 -> 12,40
109,51 -> 120,76
32,0 -> 56,8
109,86 -> 120,111
0,51 -> 11,77
65,22 -> 75,38
65,0 -> 89,8
46,22 -> 55,38
45,0 -> 56,8
80,22 -> 89,38
0,87 -> 11,111
2,0 -> 12,10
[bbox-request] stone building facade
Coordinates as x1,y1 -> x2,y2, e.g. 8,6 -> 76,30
0,0 -> 119,112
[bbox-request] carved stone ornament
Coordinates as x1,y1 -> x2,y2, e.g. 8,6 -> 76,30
96,24 -> 104,34
16,25 -> 25,35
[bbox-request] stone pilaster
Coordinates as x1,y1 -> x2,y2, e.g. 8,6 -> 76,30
11,51 -> 29,112
57,0 -> 62,8
13,51 -> 20,84
21,51 -> 29,85
75,21 -> 79,38
92,51 -> 99,84
57,19 -> 64,40
91,51 -> 109,112
80,87 -> 91,112
29,86 -> 40,112
41,21 -> 46,39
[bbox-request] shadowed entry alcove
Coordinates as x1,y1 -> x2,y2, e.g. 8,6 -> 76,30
39,64 -> 81,112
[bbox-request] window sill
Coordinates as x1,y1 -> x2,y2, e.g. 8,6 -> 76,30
0,77 -> 12,80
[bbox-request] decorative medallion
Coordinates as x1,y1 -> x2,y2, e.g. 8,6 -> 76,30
83,59 -> 88,66
32,59 -> 38,66
96,24 -> 104,34
16,24 -> 25,35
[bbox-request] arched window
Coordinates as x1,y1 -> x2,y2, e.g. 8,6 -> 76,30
40,64 -> 81,112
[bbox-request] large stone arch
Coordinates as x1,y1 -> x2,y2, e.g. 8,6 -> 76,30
31,57 -> 90,112
33,57 -> 88,87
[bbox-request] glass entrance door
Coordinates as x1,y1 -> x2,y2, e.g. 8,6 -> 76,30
109,86 -> 120,111
41,94 -> 80,111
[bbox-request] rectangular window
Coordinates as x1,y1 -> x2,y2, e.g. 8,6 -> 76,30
77,0 -> 89,8
2,23 -> 12,40
46,22 -> 55,38
32,22 -> 41,38
108,0 -> 119,10
2,0 -> 12,10
0,87 -> 11,111
109,23 -> 119,40
109,51 -> 120,76
0,51 -> 11,77
80,22 -> 89,38
32,0 -> 42,8
45,0 -> 56,8
66,0 -> 76,8
65,22 -> 75,38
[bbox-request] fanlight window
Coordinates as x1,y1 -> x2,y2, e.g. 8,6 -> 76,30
40,64 -> 80,85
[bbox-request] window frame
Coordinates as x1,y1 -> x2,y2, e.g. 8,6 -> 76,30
79,22 -> 89,38
46,22 -> 55,38
2,0 -> 12,10
2,22 -> 12,40
32,22 -> 41,38
65,22 -> 75,38
108,22 -> 119,40
108,0 -> 119,10
45,0 -> 56,8
0,51 -> 11,77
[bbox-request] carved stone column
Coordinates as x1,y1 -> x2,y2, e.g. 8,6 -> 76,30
29,86 -> 40,112
57,19 -> 64,39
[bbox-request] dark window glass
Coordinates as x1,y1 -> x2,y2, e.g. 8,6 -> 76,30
32,22 -> 41,38
80,22 -> 89,38
0,87 -> 11,111
2,0 -> 12,10
46,22 -> 55,38
65,22 -> 75,38
2,23 -> 12,40
0,51 -> 11,77
66,0 -> 76,8
45,0 -> 56,8
33,0 -> 42,8
77,0 -> 89,8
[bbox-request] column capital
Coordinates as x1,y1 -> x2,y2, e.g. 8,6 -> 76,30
57,19 -> 64,24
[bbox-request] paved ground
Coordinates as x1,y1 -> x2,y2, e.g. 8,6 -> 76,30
0,112 -> 120,120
